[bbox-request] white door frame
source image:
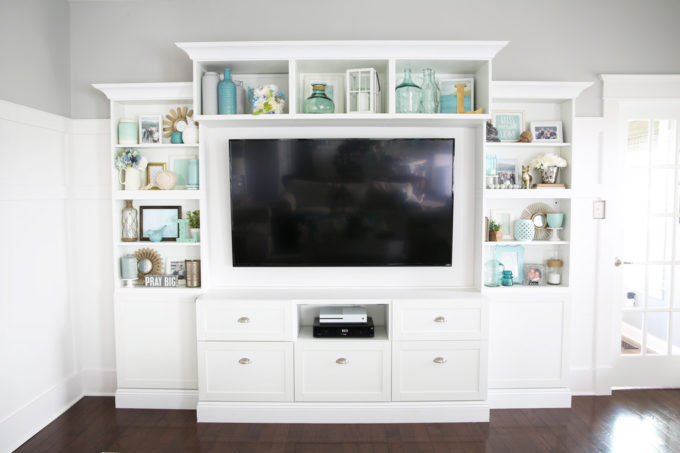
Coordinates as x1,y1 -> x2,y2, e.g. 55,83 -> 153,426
599,75 -> 680,392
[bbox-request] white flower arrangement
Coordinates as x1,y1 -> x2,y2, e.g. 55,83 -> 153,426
251,84 -> 286,115
530,153 -> 568,170
114,148 -> 148,171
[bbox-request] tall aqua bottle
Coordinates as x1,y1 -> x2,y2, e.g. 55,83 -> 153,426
420,68 -> 439,113
395,68 -> 421,113
218,68 -> 237,114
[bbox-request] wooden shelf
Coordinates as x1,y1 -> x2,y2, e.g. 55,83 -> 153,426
113,190 -> 202,200
484,189 -> 572,199
114,144 -> 199,148
485,142 -> 571,148
484,240 -> 569,246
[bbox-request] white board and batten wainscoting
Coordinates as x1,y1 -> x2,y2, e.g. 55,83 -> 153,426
94,41 -> 592,423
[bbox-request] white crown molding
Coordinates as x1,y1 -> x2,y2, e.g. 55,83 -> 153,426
601,74 -> 680,100
492,81 -> 593,100
92,82 -> 193,101
176,40 -> 508,61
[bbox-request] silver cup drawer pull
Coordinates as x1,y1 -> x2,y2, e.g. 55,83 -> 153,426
237,317 -> 250,324
336,358 -> 349,365
434,316 -> 447,323
433,357 -> 447,364
238,357 -> 251,365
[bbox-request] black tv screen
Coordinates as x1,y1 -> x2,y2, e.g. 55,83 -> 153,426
229,138 -> 454,266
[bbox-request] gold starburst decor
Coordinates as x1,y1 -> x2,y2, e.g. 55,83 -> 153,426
133,248 -> 163,282
162,106 -> 194,139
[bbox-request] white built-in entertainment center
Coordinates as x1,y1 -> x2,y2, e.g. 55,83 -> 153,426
95,41 -> 591,423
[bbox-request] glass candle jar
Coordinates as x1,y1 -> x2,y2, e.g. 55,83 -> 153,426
118,119 -> 138,145
547,259 -> 563,285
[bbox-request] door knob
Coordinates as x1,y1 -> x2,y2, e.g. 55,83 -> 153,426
614,257 -> 632,267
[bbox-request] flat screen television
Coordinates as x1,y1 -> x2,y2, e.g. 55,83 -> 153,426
229,138 -> 454,266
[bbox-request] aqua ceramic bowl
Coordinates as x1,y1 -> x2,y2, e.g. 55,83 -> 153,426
547,213 -> 564,228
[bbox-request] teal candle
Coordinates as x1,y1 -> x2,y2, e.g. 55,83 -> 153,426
118,119 -> 138,145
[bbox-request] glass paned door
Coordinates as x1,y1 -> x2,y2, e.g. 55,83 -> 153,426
620,118 -> 678,358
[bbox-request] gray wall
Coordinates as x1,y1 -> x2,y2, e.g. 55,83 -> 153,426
0,0 -> 71,117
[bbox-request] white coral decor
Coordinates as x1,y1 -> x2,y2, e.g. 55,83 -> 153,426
530,153 -> 567,170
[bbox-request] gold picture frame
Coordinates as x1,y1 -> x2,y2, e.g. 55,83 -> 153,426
145,162 -> 167,189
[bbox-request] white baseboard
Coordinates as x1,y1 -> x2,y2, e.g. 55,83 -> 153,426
488,388 -> 572,409
82,368 -> 117,396
197,401 -> 490,423
570,368 -> 595,395
115,389 -> 198,409
0,372 -> 83,453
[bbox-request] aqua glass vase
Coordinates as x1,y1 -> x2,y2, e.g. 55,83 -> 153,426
420,68 -> 439,113
395,68 -> 421,113
303,84 -> 335,114
218,68 -> 237,114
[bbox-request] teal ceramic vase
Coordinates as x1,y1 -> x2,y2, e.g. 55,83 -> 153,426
395,68 -> 421,113
303,84 -> 335,114
514,219 -> 535,242
218,68 -> 237,114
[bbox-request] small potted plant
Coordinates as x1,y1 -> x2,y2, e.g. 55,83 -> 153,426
489,220 -> 502,242
187,210 -> 200,242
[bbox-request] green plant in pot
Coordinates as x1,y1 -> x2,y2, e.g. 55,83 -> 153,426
187,210 -> 200,242
489,220 -> 502,242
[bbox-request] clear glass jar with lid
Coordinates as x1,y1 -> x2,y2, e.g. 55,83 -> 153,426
546,259 -> 563,285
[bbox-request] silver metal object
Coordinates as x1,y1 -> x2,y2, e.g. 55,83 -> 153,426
434,316 -> 447,323
237,317 -> 250,324
433,357 -> 447,364
614,257 -> 632,267
238,358 -> 251,365
336,358 -> 348,365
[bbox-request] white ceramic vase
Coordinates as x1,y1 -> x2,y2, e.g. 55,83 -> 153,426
118,167 -> 141,190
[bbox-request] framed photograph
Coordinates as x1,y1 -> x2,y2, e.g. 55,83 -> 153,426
531,121 -> 563,143
139,206 -> 181,241
496,158 -> 519,186
145,162 -> 166,187
169,155 -> 198,189
166,257 -> 186,282
493,111 -> 524,142
301,73 -> 345,113
495,245 -> 524,284
523,263 -> 546,286
139,115 -> 161,144
490,209 -> 514,240
439,77 -> 474,112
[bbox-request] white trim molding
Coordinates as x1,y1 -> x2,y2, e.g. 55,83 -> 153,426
601,74 -> 680,100
197,401 -> 490,423
488,388 -> 572,409
93,82 -> 193,101
115,389 -> 199,410
493,81 -> 593,101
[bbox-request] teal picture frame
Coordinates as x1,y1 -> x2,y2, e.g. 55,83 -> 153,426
492,111 -> 524,142
494,245 -> 524,284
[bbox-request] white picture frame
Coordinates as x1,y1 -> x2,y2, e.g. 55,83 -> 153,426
490,209 -> 514,240
301,73 -> 345,113
439,77 -> 474,112
492,110 -> 524,142
531,121 -> 564,143
139,114 -> 161,144
169,155 -> 198,189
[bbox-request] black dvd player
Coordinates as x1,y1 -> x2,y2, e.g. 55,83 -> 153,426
313,316 -> 375,338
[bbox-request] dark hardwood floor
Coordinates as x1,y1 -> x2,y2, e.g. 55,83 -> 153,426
14,390 -> 680,452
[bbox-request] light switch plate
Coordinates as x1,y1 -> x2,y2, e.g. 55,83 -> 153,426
593,200 -> 606,219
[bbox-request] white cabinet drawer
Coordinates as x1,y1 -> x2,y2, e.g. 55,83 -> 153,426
295,338 -> 390,402
393,299 -> 487,341
198,342 -> 293,402
392,341 -> 487,401
196,299 -> 295,341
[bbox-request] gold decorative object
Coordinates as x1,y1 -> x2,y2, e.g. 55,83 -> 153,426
162,106 -> 194,139
455,84 -> 483,114
520,202 -> 554,240
521,165 -> 533,189
519,131 -> 533,142
133,248 -> 163,283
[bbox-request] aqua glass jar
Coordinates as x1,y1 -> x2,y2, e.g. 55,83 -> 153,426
420,68 -> 439,113
218,68 -> 237,114
395,69 -> 421,113
501,270 -> 514,286
303,84 -> 335,114
484,259 -> 504,287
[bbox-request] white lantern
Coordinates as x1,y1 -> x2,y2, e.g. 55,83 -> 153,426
345,68 -> 381,114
